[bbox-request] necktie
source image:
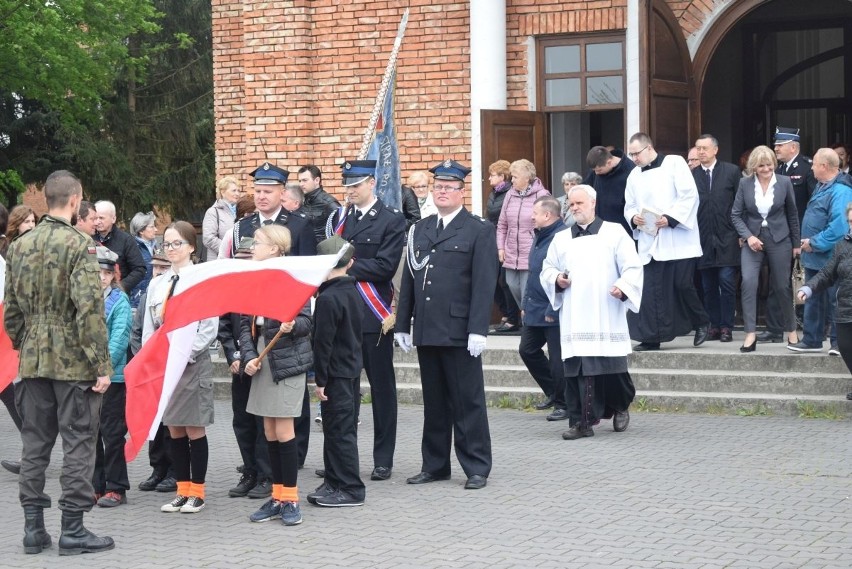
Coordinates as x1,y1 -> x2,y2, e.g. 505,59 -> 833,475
354,210 -> 363,224
705,168 -> 712,189
437,218 -> 444,235
262,219 -> 273,226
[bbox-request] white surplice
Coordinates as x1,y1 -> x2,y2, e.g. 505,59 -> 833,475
623,155 -> 702,264
540,220 -> 643,359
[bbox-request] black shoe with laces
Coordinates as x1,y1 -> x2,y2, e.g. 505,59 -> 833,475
247,478 -> 272,499
228,473 -> 257,498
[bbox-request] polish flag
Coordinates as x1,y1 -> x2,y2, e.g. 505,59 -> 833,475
124,253 -> 340,461
0,257 -> 20,391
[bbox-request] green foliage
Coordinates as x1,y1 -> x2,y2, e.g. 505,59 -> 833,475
736,402 -> 772,417
0,0 -> 160,125
796,400 -> 845,420
0,169 -> 25,205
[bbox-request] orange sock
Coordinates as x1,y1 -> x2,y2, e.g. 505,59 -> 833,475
280,485 -> 298,503
189,482 -> 205,499
177,481 -> 191,497
272,483 -> 285,502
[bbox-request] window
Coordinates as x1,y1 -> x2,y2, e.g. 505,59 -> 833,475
538,34 -> 626,111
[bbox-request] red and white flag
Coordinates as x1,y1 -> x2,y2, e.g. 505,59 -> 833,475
0,257 -> 20,392
124,253 -> 340,461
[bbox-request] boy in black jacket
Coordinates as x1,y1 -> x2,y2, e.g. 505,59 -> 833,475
309,236 -> 365,507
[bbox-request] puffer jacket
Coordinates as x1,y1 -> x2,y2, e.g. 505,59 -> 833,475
105,286 -> 131,382
496,178 -> 550,270
803,235 -> 852,323
239,302 -> 312,383
302,186 -> 340,243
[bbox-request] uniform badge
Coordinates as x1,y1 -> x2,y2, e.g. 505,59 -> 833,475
443,159 -> 452,168
263,162 -> 270,170
344,162 -> 352,170
792,162 -> 798,169
87,246 -> 97,255
369,209 -> 376,216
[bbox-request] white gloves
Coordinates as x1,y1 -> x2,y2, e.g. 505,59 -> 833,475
467,334 -> 486,358
394,332 -> 413,353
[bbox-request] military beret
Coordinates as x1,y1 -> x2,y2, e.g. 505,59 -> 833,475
96,246 -> 119,270
318,235 -> 354,268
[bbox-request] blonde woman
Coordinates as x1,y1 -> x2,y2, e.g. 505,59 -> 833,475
239,224 -> 312,526
202,176 -> 242,261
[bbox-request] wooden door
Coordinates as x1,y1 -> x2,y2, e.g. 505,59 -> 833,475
642,0 -> 695,155
480,110 -> 549,207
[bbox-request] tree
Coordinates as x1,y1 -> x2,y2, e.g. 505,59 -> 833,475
0,0 -> 159,126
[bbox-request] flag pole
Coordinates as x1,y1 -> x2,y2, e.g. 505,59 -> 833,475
357,8 -> 409,160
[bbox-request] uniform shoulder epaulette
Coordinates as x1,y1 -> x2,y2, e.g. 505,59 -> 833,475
392,207 -> 400,214
805,157 -> 813,164
298,212 -> 307,218
472,215 -> 486,223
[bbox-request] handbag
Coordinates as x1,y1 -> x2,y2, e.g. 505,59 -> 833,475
792,257 -> 806,305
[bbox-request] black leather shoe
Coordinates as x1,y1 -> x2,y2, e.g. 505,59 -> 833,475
740,341 -> 756,353
633,342 -> 660,352
546,408 -> 569,421
370,466 -> 392,481
707,327 -> 721,341
406,472 -> 450,485
562,425 -> 594,440
756,331 -> 783,343
847,392 -> 852,401
534,396 -> 556,411
613,410 -> 630,432
719,328 -> 733,343
247,478 -> 272,499
315,469 -> 325,478
155,476 -> 177,493
464,475 -> 487,490
228,473 -> 257,497
2,459 -> 21,475
694,325 -> 710,346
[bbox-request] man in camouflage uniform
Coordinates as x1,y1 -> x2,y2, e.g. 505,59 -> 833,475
4,170 -> 116,556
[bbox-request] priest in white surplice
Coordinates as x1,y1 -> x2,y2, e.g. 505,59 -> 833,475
541,185 -> 643,440
623,132 -> 711,351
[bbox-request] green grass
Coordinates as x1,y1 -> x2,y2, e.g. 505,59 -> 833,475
736,402 -> 772,417
490,394 -> 536,411
796,400 -> 845,420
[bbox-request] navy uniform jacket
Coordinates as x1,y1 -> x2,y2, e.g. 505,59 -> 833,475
777,154 -> 816,224
231,208 -> 317,257
396,209 -> 498,347
693,160 -> 742,269
330,198 -> 406,334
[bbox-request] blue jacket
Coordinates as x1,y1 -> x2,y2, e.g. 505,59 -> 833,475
522,219 -> 567,326
801,173 -> 852,271
105,287 -> 132,382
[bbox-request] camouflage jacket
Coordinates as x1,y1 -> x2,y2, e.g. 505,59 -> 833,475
3,215 -> 113,380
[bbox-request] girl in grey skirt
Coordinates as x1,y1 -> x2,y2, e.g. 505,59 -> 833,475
240,225 -> 312,526
142,221 -> 218,514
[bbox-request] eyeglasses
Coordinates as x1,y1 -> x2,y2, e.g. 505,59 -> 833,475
433,185 -> 463,193
628,145 -> 649,159
162,240 -> 189,250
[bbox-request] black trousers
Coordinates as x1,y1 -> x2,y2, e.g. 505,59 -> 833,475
93,383 -> 129,494
295,384 -> 310,467
147,423 -> 172,477
519,325 -> 566,409
362,332 -> 397,468
231,373 -> 270,479
836,322 -> 852,377
565,372 -> 636,428
0,383 -> 22,431
321,377 -> 364,499
416,346 -> 492,478
17,378 -> 101,512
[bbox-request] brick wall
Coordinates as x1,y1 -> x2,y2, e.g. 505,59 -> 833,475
213,0 -> 715,201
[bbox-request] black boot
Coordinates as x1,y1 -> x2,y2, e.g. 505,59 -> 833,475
22,506 -> 51,554
57,511 -> 114,556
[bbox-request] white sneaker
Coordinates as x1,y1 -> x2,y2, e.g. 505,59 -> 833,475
180,496 -> 205,513
829,346 -> 841,356
161,495 -> 188,513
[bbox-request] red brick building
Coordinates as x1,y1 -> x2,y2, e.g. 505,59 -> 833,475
213,0 -> 852,213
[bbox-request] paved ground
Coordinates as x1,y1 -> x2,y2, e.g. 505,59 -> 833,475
0,401 -> 850,568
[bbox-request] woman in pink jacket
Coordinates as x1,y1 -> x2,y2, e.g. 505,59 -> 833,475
497,158 -> 551,308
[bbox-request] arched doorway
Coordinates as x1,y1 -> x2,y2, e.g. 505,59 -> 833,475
694,0 -> 852,162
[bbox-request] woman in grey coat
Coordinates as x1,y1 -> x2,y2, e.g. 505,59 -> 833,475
201,176 -> 241,261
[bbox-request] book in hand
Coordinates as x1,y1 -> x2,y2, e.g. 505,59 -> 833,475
638,207 -> 664,236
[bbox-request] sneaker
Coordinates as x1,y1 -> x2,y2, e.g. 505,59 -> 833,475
249,499 -> 283,523
180,496 -> 206,513
307,482 -> 334,505
228,473 -> 257,498
97,491 -> 127,508
161,495 -> 189,512
787,341 -> 823,353
281,501 -> 303,525
247,478 -> 272,499
313,490 -> 364,508
829,345 -> 840,357
314,414 -> 322,424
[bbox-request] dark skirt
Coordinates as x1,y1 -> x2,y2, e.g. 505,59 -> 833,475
628,258 -> 696,343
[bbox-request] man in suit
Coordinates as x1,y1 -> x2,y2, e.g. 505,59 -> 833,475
229,162 -> 317,495
760,127 -> 816,342
693,134 -> 743,342
325,160 -> 406,481
395,159 -> 498,490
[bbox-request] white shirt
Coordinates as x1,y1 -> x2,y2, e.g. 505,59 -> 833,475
354,198 -> 378,220
437,206 -> 464,228
753,174 -> 777,222
258,207 -> 283,225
